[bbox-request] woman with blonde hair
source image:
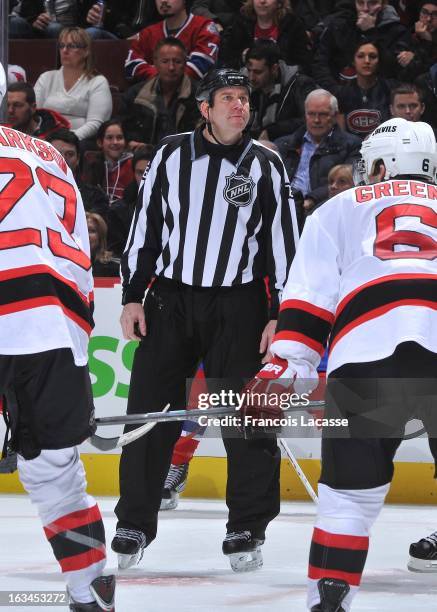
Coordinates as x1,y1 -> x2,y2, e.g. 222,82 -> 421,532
220,0 -> 311,70
86,212 -> 120,277
327,164 -> 354,199
34,27 -> 112,141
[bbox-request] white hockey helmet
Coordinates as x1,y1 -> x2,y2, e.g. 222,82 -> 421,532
0,63 -> 6,107
359,118 -> 437,183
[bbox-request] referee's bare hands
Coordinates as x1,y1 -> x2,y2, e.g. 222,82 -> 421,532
120,303 -> 146,340
260,319 -> 277,364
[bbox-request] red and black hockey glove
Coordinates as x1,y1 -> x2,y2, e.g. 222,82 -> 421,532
240,357 -> 297,438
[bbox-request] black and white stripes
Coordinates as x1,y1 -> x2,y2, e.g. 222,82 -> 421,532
122,128 -> 298,316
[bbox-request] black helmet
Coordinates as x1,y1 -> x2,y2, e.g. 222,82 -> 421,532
196,69 -> 251,104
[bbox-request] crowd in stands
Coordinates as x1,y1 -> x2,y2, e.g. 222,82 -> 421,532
6,0 -> 437,274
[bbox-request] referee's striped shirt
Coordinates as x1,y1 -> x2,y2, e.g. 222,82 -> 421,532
121,128 -> 299,317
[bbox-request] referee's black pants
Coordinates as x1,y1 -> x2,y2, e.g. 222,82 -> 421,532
115,278 -> 280,544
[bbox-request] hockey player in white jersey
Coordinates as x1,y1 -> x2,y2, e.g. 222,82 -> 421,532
0,64 -> 115,611
244,117 -> 437,611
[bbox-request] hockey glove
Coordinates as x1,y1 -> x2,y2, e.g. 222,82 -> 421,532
240,357 -> 297,438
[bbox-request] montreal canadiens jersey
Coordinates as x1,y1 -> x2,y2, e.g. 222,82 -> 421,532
125,14 -> 220,81
0,126 -> 93,365
271,179 -> 437,375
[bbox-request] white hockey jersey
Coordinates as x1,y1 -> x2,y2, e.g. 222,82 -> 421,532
0,127 -> 93,365
270,179 -> 437,375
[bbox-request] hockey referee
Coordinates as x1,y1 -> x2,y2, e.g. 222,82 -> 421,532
112,68 -> 299,573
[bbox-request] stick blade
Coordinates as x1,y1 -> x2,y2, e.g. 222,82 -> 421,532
89,433 -> 119,451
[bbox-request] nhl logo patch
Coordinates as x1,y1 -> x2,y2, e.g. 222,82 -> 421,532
223,173 -> 255,207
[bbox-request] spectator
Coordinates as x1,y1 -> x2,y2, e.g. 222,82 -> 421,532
129,0 -> 162,33
276,89 -> 361,219
416,66 -> 437,132
327,163 -> 354,198
10,1 -> 148,39
107,145 -> 154,256
83,1 -> 139,39
337,41 -> 396,139
83,119 -> 134,205
86,212 -> 120,277
245,40 -> 317,140
46,128 -> 110,219
6,82 -> 71,140
390,82 -> 426,120
122,37 -> 199,150
397,1 -> 437,80
220,0 -> 311,70
34,27 -> 112,141
125,0 -> 220,82
293,0 -> 337,40
101,0 -> 162,38
313,0 -> 412,96
9,0 -> 77,39
191,0 -> 244,30
9,1 -> 28,39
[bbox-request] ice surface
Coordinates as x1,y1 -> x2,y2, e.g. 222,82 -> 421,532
0,495 -> 435,611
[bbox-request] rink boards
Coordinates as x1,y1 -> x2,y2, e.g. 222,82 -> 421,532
1,280 -> 436,504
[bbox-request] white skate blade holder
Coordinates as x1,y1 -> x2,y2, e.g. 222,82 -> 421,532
160,491 -> 179,511
408,556 -> 437,572
226,547 -> 263,572
117,550 -> 143,570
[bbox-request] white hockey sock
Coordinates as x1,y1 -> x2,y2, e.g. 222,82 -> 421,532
18,448 -> 106,603
307,482 -> 389,611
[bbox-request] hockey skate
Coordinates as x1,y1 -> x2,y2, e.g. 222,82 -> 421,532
310,578 -> 349,612
408,531 -> 437,572
69,574 -> 115,611
160,463 -> 189,511
0,449 -> 17,473
222,531 -> 264,572
111,528 -> 147,570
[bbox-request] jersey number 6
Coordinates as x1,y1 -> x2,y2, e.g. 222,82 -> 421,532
374,203 -> 437,260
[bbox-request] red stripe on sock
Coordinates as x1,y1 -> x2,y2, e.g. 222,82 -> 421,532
59,545 -> 106,573
44,504 -> 102,539
308,563 -> 362,586
312,527 -> 369,550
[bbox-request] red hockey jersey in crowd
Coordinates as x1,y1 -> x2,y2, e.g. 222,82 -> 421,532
125,14 -> 220,81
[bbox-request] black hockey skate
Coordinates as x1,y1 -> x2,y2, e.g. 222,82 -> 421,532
310,578 -> 349,612
160,463 -> 189,511
69,574 -> 115,611
0,449 -> 17,473
408,531 -> 437,572
111,528 -> 147,570
222,531 -> 265,572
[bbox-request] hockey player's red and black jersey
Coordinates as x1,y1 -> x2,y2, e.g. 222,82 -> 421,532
125,14 -> 220,82
270,179 -> 437,374
0,126 -> 93,365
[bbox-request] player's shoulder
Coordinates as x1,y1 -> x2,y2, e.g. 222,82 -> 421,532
159,131 -> 191,156
147,132 -> 192,168
312,185 -> 358,221
0,126 -> 69,176
160,131 -> 191,147
251,139 -> 286,170
189,13 -> 220,31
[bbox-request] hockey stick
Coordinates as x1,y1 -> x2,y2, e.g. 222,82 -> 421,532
89,401 -> 326,451
279,438 -> 318,503
90,404 -> 171,451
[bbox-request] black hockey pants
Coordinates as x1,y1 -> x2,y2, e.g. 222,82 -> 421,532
115,278 -> 281,543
